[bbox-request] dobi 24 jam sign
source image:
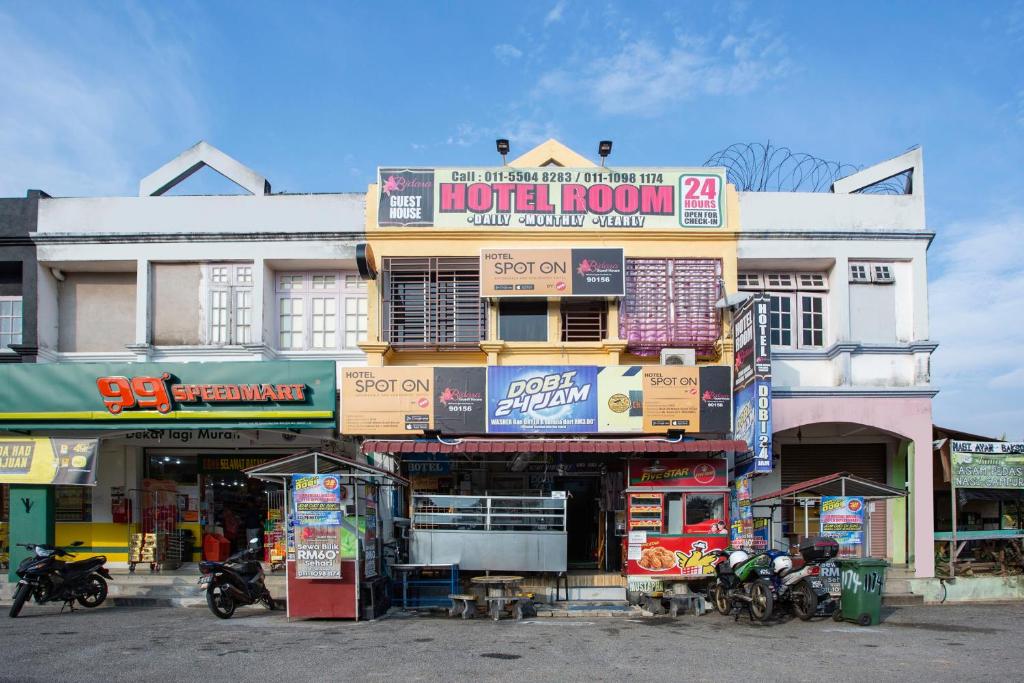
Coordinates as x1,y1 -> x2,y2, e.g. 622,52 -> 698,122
487,366 -> 598,433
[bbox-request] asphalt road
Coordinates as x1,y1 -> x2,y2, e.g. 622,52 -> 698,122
0,601 -> 1020,682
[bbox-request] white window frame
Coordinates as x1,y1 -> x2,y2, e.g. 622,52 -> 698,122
739,271 -> 828,349
0,295 -> 23,350
849,261 -> 895,285
275,272 -> 367,352
204,264 -> 253,345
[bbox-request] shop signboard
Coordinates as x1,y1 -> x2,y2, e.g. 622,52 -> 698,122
479,248 -> 625,297
820,496 -> 865,546
377,167 -> 727,229
404,453 -> 452,475
0,437 -> 98,485
198,455 -> 277,473
951,441 -> 1024,488
487,366 -> 598,433
295,526 -> 342,579
341,367 -> 486,435
732,294 -> 773,473
596,365 -> 732,434
627,459 -> 727,488
0,361 -> 336,430
292,474 -> 346,526
626,537 -> 729,578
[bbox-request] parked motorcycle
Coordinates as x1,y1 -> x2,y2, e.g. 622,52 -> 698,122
9,541 -> 112,618
778,537 -> 839,620
709,549 -> 775,622
198,538 -> 274,619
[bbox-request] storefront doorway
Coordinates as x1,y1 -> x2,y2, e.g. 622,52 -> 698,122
555,476 -> 600,569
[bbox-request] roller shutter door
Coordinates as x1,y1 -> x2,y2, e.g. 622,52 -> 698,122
781,444 -> 888,559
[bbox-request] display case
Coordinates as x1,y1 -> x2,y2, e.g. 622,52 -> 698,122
628,493 -> 664,532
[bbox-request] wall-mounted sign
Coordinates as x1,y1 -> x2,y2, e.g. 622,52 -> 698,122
640,366 -> 732,434
0,361 -> 335,430
487,366 -> 598,433
378,167 -> 727,229
292,474 -> 346,526
627,458 -> 727,488
733,295 -> 773,473
341,367 -> 486,435
951,441 -> 1024,488
480,248 -> 625,297
0,437 -> 99,486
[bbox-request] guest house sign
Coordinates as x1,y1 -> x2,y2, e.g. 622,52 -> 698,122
377,167 -> 727,229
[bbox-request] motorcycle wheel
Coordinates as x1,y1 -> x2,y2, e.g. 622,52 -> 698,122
792,581 -> 817,621
712,585 -> 731,616
206,586 -> 236,619
261,591 -> 275,610
9,583 -> 32,618
749,580 -> 774,622
76,575 -> 108,608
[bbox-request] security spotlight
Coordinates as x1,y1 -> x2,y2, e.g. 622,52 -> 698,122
598,140 -> 613,166
496,139 -> 510,165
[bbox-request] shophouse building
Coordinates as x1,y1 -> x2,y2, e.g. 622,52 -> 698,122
737,149 -> 936,579
1,142 -> 367,573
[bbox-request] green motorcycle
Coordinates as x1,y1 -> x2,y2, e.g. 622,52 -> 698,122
709,549 -> 775,622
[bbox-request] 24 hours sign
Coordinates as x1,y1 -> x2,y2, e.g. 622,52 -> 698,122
378,167 -> 727,229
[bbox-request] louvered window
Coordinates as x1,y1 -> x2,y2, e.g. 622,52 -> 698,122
619,258 -> 722,356
560,300 -> 607,342
382,257 -> 486,349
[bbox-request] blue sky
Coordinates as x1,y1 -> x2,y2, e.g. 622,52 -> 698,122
0,1 -> 1021,437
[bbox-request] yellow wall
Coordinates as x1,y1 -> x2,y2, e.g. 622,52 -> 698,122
361,139 -> 741,370
56,522 -> 203,563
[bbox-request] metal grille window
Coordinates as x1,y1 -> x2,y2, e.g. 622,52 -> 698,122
619,258 -> 722,356
0,296 -> 23,349
560,300 -> 607,341
275,272 -> 366,351
205,264 -> 253,345
382,257 -> 486,349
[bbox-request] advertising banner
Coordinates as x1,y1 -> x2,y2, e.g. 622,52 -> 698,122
295,526 -> 342,579
641,366 -> 732,433
378,167 -> 727,229
0,361 -> 336,430
951,441 -> 1024,488
626,537 -> 728,578
820,496 -> 865,546
732,294 -> 773,473
341,367 -> 486,435
480,248 -> 624,297
627,459 -> 727,488
292,474 -> 346,526
0,437 -> 99,485
487,366 -> 598,433
596,366 -> 644,432
729,473 -> 754,549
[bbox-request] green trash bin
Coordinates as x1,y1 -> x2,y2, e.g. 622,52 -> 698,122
833,558 -> 888,626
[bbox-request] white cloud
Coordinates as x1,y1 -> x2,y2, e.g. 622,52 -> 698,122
493,43 -> 523,64
929,213 -> 1024,439
544,1 -> 566,26
443,119 -> 558,151
535,24 -> 790,116
0,7 -> 206,197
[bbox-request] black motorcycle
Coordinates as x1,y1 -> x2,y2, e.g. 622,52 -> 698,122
198,538 -> 274,619
9,541 -> 112,618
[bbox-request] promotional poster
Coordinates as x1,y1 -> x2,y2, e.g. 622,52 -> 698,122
0,437 -> 99,485
295,526 -> 342,579
487,366 -> 598,433
732,294 -> 773,473
292,474 -> 346,526
820,496 -> 865,546
479,247 -> 625,297
378,167 -> 727,229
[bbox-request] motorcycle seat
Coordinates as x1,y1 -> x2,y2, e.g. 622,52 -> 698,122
66,556 -> 106,571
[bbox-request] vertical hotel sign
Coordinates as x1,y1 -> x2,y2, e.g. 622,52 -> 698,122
733,295 -> 773,473
378,168 -> 726,229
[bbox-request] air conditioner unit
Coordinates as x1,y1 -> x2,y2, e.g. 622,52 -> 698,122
660,348 -> 696,366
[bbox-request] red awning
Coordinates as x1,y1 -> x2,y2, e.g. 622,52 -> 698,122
751,472 -> 907,503
361,438 -> 746,456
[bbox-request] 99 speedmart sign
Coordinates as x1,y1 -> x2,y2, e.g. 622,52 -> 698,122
378,167 -> 727,229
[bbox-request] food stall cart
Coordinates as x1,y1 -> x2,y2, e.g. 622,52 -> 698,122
623,458 -> 730,601
243,450 -> 408,620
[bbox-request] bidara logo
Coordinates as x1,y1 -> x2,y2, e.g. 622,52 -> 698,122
96,373 -> 308,415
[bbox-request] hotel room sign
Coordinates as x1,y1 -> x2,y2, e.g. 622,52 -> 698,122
378,168 -> 726,229
480,248 -> 625,297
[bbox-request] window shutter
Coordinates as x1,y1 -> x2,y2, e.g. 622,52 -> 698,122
560,300 -> 607,341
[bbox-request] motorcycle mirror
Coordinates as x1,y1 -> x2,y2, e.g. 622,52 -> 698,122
249,537 -> 260,546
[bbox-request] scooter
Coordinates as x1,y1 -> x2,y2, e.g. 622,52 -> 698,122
778,537 -> 839,620
9,541 -> 112,618
198,538 -> 274,619
709,549 -> 775,622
